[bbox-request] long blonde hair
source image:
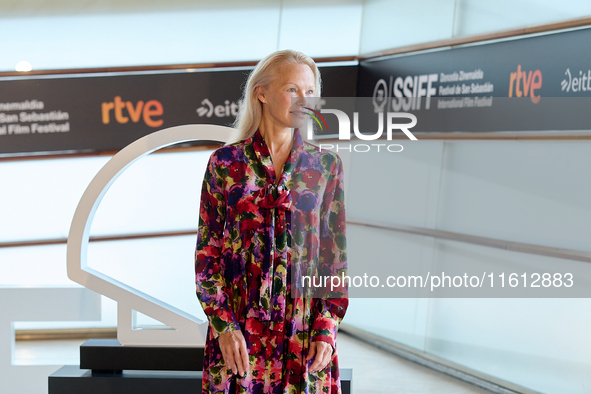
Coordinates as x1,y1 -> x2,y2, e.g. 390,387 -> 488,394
228,49 -> 322,145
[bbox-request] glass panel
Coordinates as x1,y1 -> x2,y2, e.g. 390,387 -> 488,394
1,148 -> 213,329
346,139 -> 591,257
438,140 -> 591,252
0,150 -> 213,242
0,156 -> 110,242
0,234 -> 208,329
343,136 -> 591,392
453,0 -> 591,37
280,0 -> 363,57
359,0 -> 591,55
0,243 -> 117,329
359,0 -> 456,54
0,2 -> 281,71
86,235 -> 207,324
90,150 -> 211,237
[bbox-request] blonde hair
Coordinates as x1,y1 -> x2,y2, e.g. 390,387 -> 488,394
228,49 -> 322,145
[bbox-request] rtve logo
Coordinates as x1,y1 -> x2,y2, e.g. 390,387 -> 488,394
508,65 -> 542,104
101,96 -> 164,127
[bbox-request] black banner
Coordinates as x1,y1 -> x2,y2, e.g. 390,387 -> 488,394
0,65 -> 357,156
4,25 -> 591,157
357,27 -> 591,133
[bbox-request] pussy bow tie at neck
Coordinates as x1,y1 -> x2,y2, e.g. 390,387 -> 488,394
253,183 -> 291,210
249,183 -> 291,331
244,128 -> 305,331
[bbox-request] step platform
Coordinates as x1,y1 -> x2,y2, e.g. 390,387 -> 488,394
49,339 -> 352,393
79,339 -> 204,372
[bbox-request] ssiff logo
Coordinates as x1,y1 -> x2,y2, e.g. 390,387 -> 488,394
372,74 -> 439,112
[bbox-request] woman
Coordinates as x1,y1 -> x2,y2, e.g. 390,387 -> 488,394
195,49 -> 348,394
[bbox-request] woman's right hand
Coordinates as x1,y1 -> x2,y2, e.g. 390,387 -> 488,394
218,329 -> 249,377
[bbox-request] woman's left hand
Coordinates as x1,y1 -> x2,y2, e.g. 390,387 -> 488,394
306,341 -> 333,373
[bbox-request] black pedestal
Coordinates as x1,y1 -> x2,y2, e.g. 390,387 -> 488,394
49,365 -> 352,394
49,366 -> 201,394
49,340 -> 352,393
80,339 -> 203,372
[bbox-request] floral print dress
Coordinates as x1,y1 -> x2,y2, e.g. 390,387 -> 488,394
195,128 -> 348,394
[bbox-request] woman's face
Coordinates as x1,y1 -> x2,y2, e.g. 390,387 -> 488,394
257,62 -> 316,130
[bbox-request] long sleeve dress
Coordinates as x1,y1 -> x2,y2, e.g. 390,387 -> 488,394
195,128 -> 348,394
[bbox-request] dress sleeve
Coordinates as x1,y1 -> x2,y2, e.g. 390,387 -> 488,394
310,155 -> 349,353
195,151 -> 240,339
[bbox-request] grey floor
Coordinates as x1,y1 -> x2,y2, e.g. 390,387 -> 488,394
336,333 -> 490,394
15,332 -> 489,393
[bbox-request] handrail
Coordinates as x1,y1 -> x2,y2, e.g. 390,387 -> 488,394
347,218 -> 591,264
0,56 -> 357,78
0,230 -> 197,249
3,220 -> 591,265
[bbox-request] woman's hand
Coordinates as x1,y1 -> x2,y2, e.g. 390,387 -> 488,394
306,340 -> 333,373
218,329 -> 249,377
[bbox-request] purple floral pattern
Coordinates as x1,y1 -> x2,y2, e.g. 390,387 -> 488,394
195,128 -> 348,394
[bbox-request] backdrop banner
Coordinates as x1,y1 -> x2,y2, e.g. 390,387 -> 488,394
0,65 -> 357,156
4,26 -> 591,157
357,27 -> 591,133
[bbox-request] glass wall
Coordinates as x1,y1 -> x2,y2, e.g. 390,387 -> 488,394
0,0 -> 363,72
4,130 -> 591,391
0,150 -> 212,329
453,0 -> 591,37
359,0 -> 591,55
4,0 -> 591,72
342,139 -> 591,393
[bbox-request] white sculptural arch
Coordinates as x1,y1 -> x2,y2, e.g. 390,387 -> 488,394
67,124 -> 233,347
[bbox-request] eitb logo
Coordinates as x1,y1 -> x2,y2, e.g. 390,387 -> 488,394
302,105 -> 418,153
